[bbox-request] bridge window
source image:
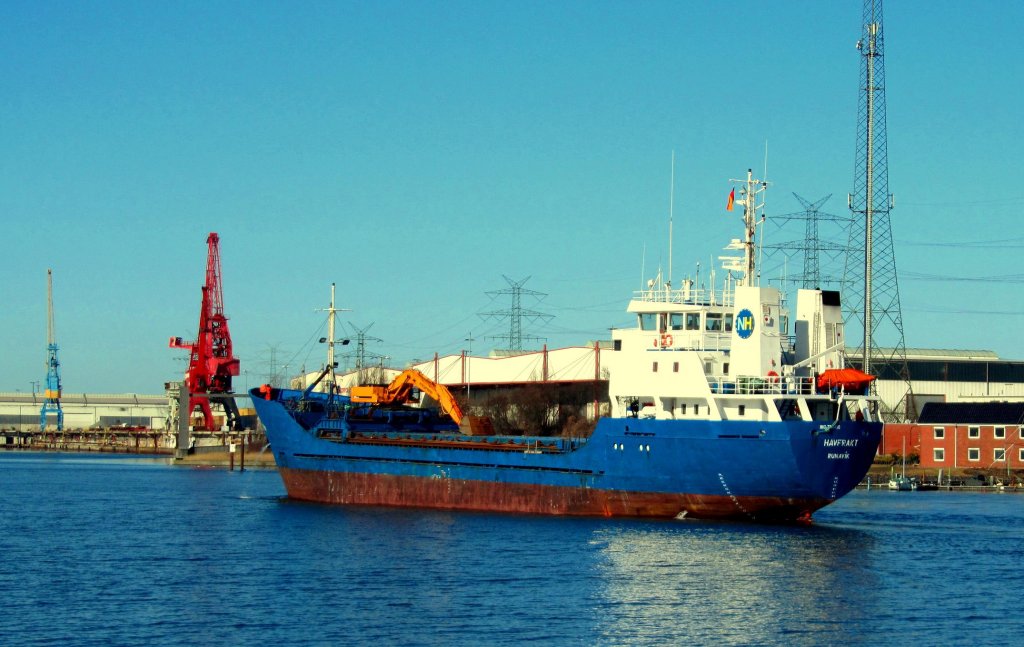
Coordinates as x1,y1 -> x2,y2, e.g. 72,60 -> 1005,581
669,313 -> 685,330
968,426 -> 980,439
673,362 -> 679,373
705,313 -> 723,331
724,314 -> 734,332
640,313 -> 657,331
968,448 -> 980,462
686,313 -> 700,330
652,362 -> 658,373
933,448 -> 945,462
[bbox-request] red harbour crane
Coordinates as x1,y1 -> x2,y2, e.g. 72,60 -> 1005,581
170,232 -> 241,431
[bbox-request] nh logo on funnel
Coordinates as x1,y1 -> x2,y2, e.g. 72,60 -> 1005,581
736,309 -> 755,339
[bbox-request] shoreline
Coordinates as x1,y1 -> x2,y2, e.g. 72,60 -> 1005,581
1,445 -> 278,469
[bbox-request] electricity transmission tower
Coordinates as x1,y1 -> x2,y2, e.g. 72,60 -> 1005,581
764,193 -> 849,290
479,275 -> 553,352
842,0 -> 914,421
343,323 -> 384,383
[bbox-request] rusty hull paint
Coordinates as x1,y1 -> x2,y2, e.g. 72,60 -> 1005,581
279,467 -> 830,522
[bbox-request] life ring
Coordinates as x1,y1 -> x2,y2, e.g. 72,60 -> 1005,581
766,370 -> 779,383
661,334 -> 673,347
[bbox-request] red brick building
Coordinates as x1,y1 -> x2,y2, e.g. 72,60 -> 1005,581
882,402 -> 1024,470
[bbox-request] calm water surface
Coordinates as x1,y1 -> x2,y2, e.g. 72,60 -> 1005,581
1,452 -> 1021,646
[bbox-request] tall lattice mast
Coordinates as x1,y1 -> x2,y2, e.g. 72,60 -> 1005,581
40,269 -> 63,430
842,0 -> 913,421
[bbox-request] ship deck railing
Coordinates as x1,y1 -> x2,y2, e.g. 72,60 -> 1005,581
632,284 -> 735,307
708,375 -> 817,396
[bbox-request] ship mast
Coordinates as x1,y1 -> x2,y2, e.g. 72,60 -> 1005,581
316,283 -> 350,395
729,169 -> 768,286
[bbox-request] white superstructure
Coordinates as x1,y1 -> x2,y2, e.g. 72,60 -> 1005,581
604,170 -> 877,426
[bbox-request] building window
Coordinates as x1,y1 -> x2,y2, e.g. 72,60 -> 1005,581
652,362 -> 658,373
933,448 -> 945,462
994,448 -> 1006,462
738,405 -> 746,416
968,448 -> 980,462
723,362 -> 730,375
933,426 -> 945,440
673,362 -> 679,373
1019,447 -> 1024,462
994,426 -> 1006,439
614,339 -> 622,351
680,404 -> 687,415
968,426 -> 980,439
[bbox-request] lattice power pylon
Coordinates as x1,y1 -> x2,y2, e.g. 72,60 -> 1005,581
764,193 -> 850,290
479,275 -> 553,352
343,323 -> 384,385
842,0 -> 914,421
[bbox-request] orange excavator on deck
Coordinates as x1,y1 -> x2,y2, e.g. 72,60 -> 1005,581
349,369 -> 464,425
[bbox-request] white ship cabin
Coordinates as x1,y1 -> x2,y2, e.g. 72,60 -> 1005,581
605,279 -> 872,425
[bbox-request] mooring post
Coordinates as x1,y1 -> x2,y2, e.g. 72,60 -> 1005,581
175,385 -> 190,460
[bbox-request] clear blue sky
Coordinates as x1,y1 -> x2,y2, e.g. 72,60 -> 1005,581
2,1 -> 1022,394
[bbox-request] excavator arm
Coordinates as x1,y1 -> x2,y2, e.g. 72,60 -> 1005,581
350,369 -> 464,425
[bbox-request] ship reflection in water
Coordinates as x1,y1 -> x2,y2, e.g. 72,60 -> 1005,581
590,520 -> 879,644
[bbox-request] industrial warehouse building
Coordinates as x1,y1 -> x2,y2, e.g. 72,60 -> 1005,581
850,348 -> 1024,419
0,391 -> 174,431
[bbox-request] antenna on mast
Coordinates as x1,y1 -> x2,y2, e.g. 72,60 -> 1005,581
668,150 -> 675,289
727,169 -> 769,287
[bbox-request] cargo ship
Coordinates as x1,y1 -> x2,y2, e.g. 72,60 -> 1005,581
251,169 -> 882,522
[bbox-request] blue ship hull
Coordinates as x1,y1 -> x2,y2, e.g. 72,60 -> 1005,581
251,387 -> 881,522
